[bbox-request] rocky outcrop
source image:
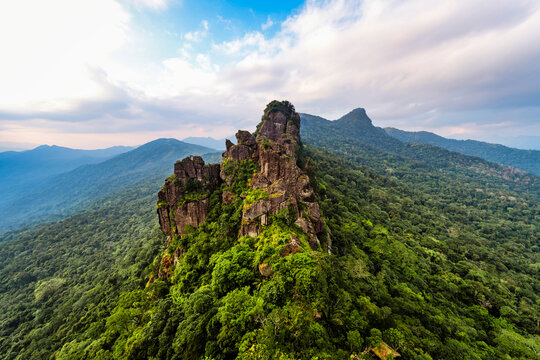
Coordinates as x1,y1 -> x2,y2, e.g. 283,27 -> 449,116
157,100 -> 331,253
230,101 -> 328,249
221,130 -> 258,163
157,156 -> 221,238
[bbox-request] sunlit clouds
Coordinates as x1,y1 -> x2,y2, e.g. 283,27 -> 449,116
1,0 -> 539,149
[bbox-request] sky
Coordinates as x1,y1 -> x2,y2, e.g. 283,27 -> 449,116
0,0 -> 539,151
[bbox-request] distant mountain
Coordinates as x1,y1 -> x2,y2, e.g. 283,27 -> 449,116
182,136 -> 232,150
0,144 -> 133,199
301,108 -> 404,153
384,127 -> 540,175
300,109 -> 538,200
0,139 -> 220,233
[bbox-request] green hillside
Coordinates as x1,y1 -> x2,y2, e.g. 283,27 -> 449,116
0,145 -> 132,207
384,127 -> 540,175
0,180 -> 165,359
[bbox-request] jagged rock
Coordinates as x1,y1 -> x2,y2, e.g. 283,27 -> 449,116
227,145 -> 254,163
234,101 -> 329,250
240,221 -> 260,238
174,156 -> 221,189
157,100 -> 331,260
221,130 -> 257,164
236,130 -> 257,147
157,156 -> 222,237
174,199 -> 210,236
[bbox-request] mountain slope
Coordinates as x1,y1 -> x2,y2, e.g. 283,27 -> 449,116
300,110 -> 538,201
385,127 -> 540,175
0,144 -> 132,182
0,180 -> 165,359
301,108 -> 404,153
0,145 -> 133,202
48,102 -> 540,358
0,139 -> 220,233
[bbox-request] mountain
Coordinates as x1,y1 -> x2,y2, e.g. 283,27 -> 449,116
384,127 -> 540,175
0,139 -> 220,234
0,145 -> 133,204
0,102 -> 538,359
182,136 -> 232,150
300,109 -> 538,200
0,144 -> 133,182
301,108 -> 403,153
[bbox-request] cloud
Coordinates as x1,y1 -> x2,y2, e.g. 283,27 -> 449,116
185,20 -> 209,42
2,0 -> 540,149
0,0 -> 130,114
207,0 -> 540,134
127,0 -> 172,11
262,16 -> 274,30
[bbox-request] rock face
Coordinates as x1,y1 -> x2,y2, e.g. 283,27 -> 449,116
157,156 -> 221,239
157,100 -> 331,252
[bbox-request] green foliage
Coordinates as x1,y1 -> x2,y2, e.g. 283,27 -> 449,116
243,188 -> 269,210
221,159 -> 258,194
0,181 -> 165,359
265,100 -> 296,116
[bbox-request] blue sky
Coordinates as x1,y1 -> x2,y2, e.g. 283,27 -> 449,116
0,0 -> 539,150
127,1 -> 304,60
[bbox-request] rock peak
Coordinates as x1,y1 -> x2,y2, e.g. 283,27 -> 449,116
157,100 -> 331,272
337,107 -> 372,126
255,100 -> 301,144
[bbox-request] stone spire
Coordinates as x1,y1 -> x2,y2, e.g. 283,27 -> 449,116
157,100 -> 331,254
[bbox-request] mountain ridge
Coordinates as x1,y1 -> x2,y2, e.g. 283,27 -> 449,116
300,110 -> 538,191
384,127 -> 540,175
0,138 -> 220,234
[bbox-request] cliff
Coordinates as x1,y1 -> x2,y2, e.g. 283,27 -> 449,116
156,101 -> 330,269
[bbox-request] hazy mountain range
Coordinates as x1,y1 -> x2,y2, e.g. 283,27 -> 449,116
384,127 -> 540,175
0,139 -> 220,234
1,110 -> 537,234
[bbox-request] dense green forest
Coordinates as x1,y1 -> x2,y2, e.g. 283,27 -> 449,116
384,127 -> 540,175
0,103 -> 538,359
0,178 -> 165,359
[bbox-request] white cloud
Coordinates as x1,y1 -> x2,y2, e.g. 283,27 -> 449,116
210,0 -> 540,124
2,0 -> 540,148
185,20 -> 209,42
213,32 -> 267,55
262,16 -> 274,30
0,0 -> 130,113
